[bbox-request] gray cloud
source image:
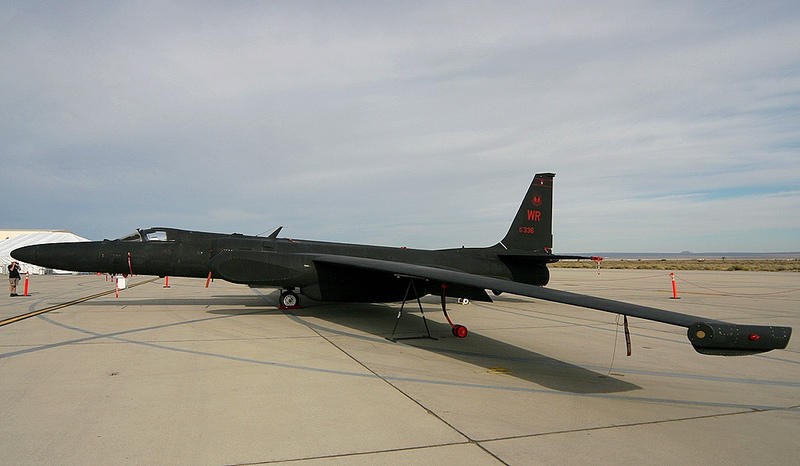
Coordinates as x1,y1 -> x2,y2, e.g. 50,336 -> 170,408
2,1 -> 798,252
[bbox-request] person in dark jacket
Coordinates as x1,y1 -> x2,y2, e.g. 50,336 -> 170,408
8,261 -> 21,297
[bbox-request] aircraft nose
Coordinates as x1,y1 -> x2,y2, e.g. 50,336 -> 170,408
11,245 -> 38,264
11,241 -> 106,273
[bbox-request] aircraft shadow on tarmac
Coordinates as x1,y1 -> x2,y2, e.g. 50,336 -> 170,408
241,290 -> 641,395
77,290 -> 638,393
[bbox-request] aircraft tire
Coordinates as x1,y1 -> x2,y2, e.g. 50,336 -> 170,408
280,291 -> 299,308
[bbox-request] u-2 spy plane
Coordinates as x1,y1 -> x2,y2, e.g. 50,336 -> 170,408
12,173 -> 791,356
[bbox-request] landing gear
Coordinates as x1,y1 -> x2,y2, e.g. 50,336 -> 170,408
279,290 -> 300,309
452,324 -> 468,338
387,279 -> 469,340
441,284 -> 468,338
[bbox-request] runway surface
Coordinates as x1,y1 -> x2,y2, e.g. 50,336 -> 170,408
1,269 -> 798,464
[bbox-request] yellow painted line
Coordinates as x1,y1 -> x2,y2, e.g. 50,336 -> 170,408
0,277 -> 158,328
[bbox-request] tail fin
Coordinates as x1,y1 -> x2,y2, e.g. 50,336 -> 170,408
496,173 -> 555,253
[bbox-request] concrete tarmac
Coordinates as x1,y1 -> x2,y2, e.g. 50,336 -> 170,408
1,269 -> 798,465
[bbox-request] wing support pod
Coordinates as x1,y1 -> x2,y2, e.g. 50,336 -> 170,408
313,255 -> 792,355
688,322 -> 792,356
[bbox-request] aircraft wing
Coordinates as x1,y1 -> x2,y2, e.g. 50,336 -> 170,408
313,255 -> 792,356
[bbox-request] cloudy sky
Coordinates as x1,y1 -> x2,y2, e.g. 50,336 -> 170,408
2,1 -> 798,252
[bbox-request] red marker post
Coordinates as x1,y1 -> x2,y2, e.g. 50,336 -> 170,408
23,272 -> 29,296
592,256 -> 603,275
670,272 -> 680,299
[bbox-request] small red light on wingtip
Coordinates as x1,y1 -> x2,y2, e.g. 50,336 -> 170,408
749,334 -> 761,341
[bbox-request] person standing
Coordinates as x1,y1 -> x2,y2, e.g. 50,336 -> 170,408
8,261 -> 21,297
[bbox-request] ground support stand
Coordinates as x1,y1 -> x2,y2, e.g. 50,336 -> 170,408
387,277 -> 436,342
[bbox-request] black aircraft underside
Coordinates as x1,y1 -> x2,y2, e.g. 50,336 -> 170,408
11,173 -> 792,357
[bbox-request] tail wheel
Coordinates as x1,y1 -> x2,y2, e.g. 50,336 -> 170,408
280,291 -> 299,308
452,324 -> 468,338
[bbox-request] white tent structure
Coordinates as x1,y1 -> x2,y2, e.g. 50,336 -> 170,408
0,230 -> 90,274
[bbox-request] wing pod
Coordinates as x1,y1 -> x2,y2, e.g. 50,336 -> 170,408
688,322 -> 792,356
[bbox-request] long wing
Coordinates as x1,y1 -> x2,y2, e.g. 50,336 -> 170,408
314,255 -> 792,356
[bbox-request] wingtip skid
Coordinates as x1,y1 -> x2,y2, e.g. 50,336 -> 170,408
688,322 -> 792,356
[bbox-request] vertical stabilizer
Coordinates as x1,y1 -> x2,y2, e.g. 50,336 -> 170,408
497,173 -> 554,253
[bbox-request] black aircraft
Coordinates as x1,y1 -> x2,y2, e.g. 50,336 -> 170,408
12,173 -> 791,355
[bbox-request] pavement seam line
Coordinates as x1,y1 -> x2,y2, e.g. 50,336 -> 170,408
477,404 -> 800,444
292,321 -> 510,465
227,441 -> 491,465
255,285 -> 509,465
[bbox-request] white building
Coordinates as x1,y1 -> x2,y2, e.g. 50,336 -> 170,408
0,230 -> 89,274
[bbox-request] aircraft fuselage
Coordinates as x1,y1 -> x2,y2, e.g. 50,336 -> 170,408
12,227 -> 550,303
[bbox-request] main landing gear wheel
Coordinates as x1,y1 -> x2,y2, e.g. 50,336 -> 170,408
280,291 -> 299,308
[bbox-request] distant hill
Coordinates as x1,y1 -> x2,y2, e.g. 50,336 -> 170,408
570,252 -> 800,260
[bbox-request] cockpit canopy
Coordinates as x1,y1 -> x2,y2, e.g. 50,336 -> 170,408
117,228 -> 178,242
